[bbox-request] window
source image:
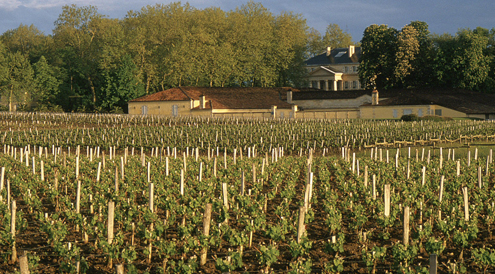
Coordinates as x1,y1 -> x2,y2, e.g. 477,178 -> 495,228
344,81 -> 349,89
344,66 -> 349,73
393,109 -> 398,118
141,105 -> 148,115
172,105 -> 179,117
403,109 -> 412,115
280,112 -> 284,119
418,109 -> 423,117
352,81 -> 357,89
353,66 -> 357,72
435,109 -> 442,116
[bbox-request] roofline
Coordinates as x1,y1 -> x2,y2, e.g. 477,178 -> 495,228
178,86 -> 193,100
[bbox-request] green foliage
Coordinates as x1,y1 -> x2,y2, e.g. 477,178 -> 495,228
257,244 -> 279,268
359,24 -> 398,89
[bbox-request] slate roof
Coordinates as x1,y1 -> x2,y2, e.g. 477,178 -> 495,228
360,88 -> 495,114
130,87 -> 294,109
305,47 -> 361,66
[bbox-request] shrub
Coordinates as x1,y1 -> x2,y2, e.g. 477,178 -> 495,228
401,114 -> 419,121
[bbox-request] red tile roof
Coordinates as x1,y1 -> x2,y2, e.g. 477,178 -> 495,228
130,87 -> 294,109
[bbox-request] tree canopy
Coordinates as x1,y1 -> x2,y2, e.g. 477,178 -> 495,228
359,22 -> 494,92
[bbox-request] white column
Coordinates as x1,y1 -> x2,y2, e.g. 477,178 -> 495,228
332,80 -> 337,91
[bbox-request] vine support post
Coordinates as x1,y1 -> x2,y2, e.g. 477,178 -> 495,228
463,187 -> 469,221
11,200 -> 17,264
149,183 -> 154,213
372,175 -> 376,200
384,184 -> 390,217
478,166 -> 482,188
76,180 -> 81,232
364,165 -> 368,187
403,206 -> 410,246
115,264 -> 124,274
429,254 -> 437,274
439,176 -> 444,203
200,203 -> 212,266
19,251 -> 29,274
297,206 -> 306,243
107,201 -> 115,244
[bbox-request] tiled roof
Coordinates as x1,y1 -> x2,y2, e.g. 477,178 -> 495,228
130,87 -> 294,109
305,47 -> 361,66
129,87 -> 191,102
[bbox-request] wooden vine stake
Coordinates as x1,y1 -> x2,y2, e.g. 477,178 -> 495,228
429,253 -> 438,274
463,187 -> 469,221
107,201 -> 115,268
11,200 -> 17,264
372,175 -> 376,200
439,176 -> 444,203
76,180 -> 81,232
384,184 -> 390,217
19,251 -> 29,274
222,182 -> 229,210
115,264 -> 124,274
149,183 -> 154,213
200,203 -> 212,266
422,166 -> 426,186
403,206 -> 410,246
478,166 -> 482,188
364,165 -> 368,188
297,206 -> 306,243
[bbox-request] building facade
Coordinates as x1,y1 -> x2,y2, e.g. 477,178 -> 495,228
304,45 -> 363,91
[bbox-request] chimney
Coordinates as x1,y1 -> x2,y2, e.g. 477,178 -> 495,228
200,95 -> 206,109
326,46 -> 332,56
372,89 -> 379,105
348,45 -> 355,57
287,89 -> 293,104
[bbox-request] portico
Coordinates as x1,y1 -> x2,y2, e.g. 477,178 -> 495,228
309,66 -> 344,91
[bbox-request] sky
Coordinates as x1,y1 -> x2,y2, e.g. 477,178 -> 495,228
1,0 -> 495,42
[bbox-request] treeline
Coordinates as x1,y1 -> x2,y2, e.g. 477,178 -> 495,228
0,2 -> 310,113
1,3 -> 494,114
359,21 -> 495,92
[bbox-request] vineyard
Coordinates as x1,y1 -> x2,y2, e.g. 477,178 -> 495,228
0,112 -> 495,273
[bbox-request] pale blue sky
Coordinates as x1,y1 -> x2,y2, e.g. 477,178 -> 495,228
1,0 -> 494,42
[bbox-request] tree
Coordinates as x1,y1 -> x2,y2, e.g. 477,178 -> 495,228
406,21 -> 436,87
100,54 -> 144,113
1,24 -> 49,62
322,24 -> 355,49
32,56 -> 62,110
394,25 -> 420,88
306,28 -> 324,57
452,30 -> 489,90
1,51 -> 34,111
53,4 -> 104,110
359,24 -> 398,89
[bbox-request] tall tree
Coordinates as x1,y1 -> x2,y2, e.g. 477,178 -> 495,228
306,27 -> 324,57
53,4 -> 104,110
322,23 -> 355,49
1,24 -> 49,62
359,24 -> 398,89
394,25 -> 420,88
1,51 -> 34,111
453,29 -> 490,90
406,21 -> 436,87
32,56 -> 62,110
101,54 -> 144,112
